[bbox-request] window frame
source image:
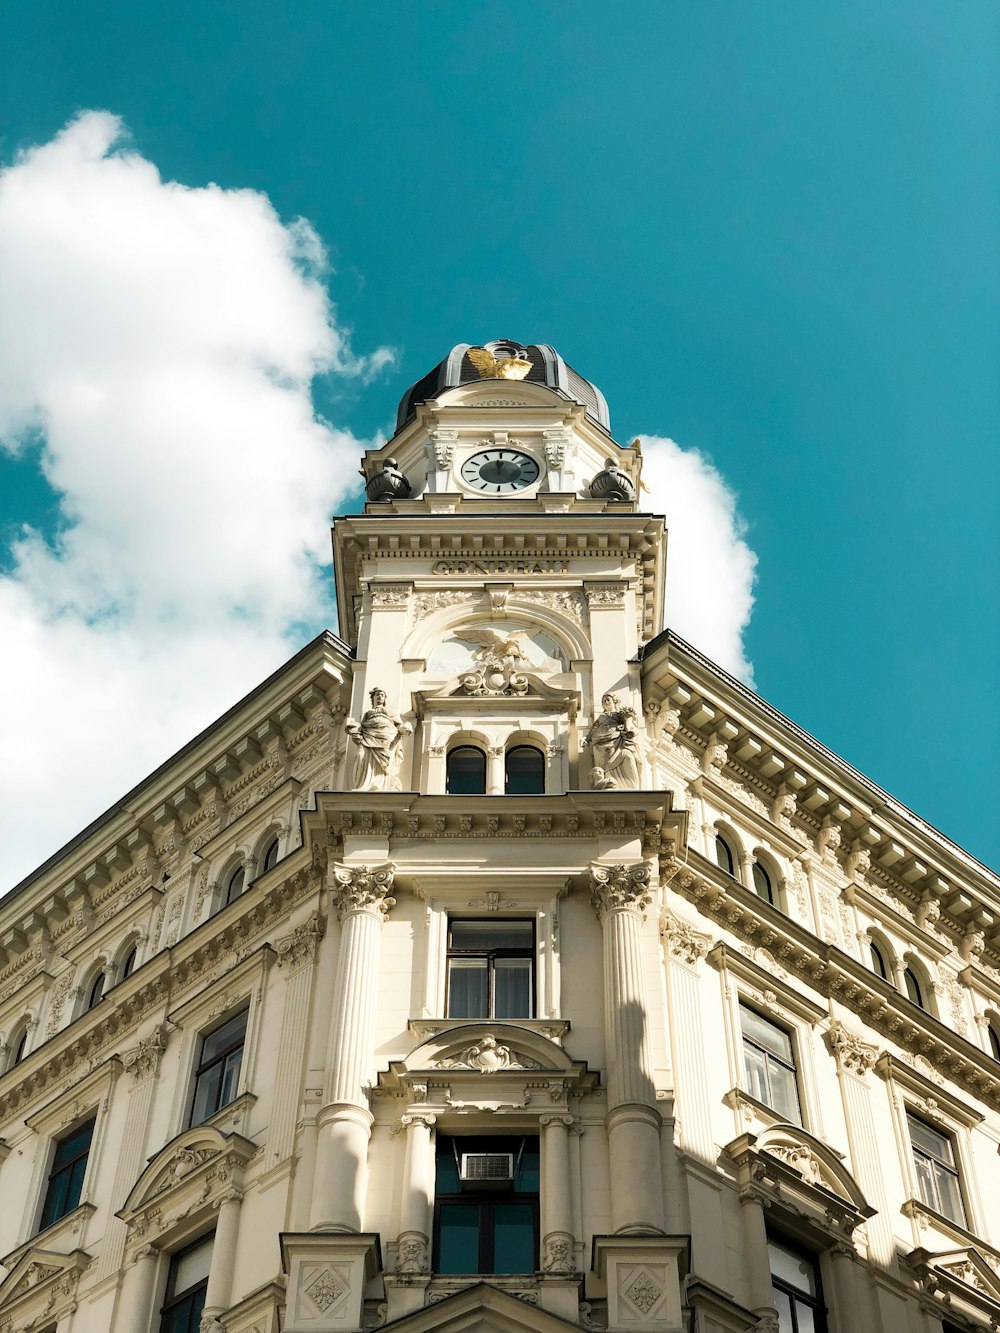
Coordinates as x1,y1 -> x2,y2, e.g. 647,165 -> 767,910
189,1007 -> 249,1128
159,1233 -> 213,1333
432,1134 -> 540,1275
38,1116 -> 97,1233
504,745 -> 546,795
906,1111 -> 967,1227
767,1234 -> 828,1333
738,1002 -> 802,1125
751,860 -> 774,905
224,864 -> 246,908
446,918 -> 536,1021
261,836 -> 280,873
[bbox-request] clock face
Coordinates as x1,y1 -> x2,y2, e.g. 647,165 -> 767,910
460,448 -> 541,494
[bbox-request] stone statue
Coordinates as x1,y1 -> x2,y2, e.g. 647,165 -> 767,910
344,688 -> 412,791
582,693 -> 642,789
589,767 -> 616,790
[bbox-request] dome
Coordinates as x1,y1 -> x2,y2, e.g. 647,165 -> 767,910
394,340 -> 611,433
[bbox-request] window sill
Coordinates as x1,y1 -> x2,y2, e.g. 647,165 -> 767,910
723,1086 -> 803,1132
2,1201 -> 96,1270
901,1198 -> 995,1255
194,1090 -> 257,1138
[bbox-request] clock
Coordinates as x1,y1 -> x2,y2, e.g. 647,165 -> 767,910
460,448 -> 541,494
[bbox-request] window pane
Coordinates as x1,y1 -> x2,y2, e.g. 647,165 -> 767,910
931,1160 -> 965,1224
447,748 -> 486,794
447,960 -> 488,1018
908,1116 -> 952,1163
752,863 -> 773,902
201,1011 -> 248,1064
769,1240 -> 818,1296
437,1203 -> 481,1273
505,747 -> 545,794
492,1201 -> 535,1273
493,959 -> 533,1019
715,836 -> 734,875
53,1120 -> 94,1169
514,1142 -> 540,1191
449,920 -> 533,950
218,1049 -> 243,1107
740,1006 -> 793,1060
768,1061 -> 801,1124
771,1287 -> 794,1333
904,969 -> 924,1007
226,867 -> 245,903
795,1299 -> 818,1333
192,1065 -> 223,1125
168,1236 -> 214,1297
263,838 -> 280,871
121,948 -> 136,979
870,943 -> 889,979
743,1044 -> 771,1105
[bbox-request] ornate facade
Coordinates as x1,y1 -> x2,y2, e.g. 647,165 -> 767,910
1,340 -> 998,1333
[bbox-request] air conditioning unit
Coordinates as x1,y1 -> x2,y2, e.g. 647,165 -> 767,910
460,1152 -> 514,1190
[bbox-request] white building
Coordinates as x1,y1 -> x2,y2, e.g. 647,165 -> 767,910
1,340 -> 998,1333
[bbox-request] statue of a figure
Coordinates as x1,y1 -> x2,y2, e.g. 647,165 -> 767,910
582,693 -> 642,789
345,687 -> 412,791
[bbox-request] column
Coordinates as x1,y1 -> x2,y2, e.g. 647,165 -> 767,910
311,862 -> 395,1232
540,1114 -> 577,1273
270,914 -> 325,1167
114,1246 -> 158,1330
590,861 -> 665,1235
397,1112 -> 436,1273
740,1193 -> 778,1326
202,1189 -> 243,1324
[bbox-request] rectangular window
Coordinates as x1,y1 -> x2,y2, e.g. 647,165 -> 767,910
907,1113 -> 966,1225
446,920 -> 534,1020
739,1004 -> 801,1124
768,1236 -> 827,1333
190,1009 -> 248,1126
39,1117 -> 96,1231
160,1234 -> 213,1333
433,1135 -> 539,1274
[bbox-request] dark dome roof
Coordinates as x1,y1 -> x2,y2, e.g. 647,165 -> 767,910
394,341 -> 611,433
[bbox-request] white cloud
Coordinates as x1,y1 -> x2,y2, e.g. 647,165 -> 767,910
0,112 -> 391,892
638,435 -> 758,683
0,112 -> 758,895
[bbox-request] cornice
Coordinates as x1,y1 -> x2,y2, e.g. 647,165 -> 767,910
641,635 -> 1000,961
666,856 -> 1000,1113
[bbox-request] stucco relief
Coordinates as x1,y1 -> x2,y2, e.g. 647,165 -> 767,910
436,1034 -> 542,1073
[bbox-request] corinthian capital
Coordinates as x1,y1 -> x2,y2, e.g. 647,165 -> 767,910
589,861 -> 653,919
826,1021 -> 878,1077
329,862 -> 396,919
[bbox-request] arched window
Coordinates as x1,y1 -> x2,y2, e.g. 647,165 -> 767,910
751,861 -> 774,904
715,835 -> 735,877
8,1027 -> 28,1069
505,746 -> 545,795
446,746 -> 486,795
120,947 -> 137,981
870,941 -> 890,981
903,967 -> 925,1009
224,866 -> 246,907
988,1022 -> 1000,1063
87,972 -> 106,1011
262,837 -> 280,872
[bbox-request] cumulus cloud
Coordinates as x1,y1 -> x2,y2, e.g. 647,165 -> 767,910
0,112 -> 390,891
638,435 -> 757,683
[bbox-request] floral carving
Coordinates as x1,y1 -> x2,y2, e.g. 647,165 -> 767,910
542,1235 -> 576,1273
121,1025 -> 169,1081
396,1235 -> 429,1274
275,913 -> 326,969
623,1272 -> 662,1314
816,818 -> 842,863
660,911 -> 711,966
590,862 -> 653,918
305,1268 -> 345,1312
846,840 -> 871,883
329,864 -> 396,919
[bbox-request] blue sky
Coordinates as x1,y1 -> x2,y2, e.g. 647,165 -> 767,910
1,1 -> 997,878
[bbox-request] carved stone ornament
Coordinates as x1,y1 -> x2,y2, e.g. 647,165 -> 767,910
121,1024 -> 169,1081
430,428 -> 458,470
329,863 -> 396,920
659,911 -> 712,966
816,817 -> 842,863
590,861 -> 654,918
365,457 -> 412,502
826,1022 -> 879,1077
344,688 -> 412,792
275,912 -> 326,969
582,693 -> 643,789
621,1270 -> 663,1316
767,1144 -> 824,1186
370,584 -> 411,609
542,1234 -> 576,1274
846,839 -> 871,883
396,1234 -> 430,1274
436,1033 -> 542,1073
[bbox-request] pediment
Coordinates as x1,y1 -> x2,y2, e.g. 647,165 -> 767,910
0,1247 -> 90,1313
120,1124 -> 256,1218
754,1124 -> 871,1214
725,1125 -> 874,1238
382,1280 -> 582,1333
379,1023 -> 598,1104
911,1246 -> 1000,1305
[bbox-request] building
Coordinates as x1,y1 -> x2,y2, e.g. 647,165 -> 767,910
1,339 -> 999,1333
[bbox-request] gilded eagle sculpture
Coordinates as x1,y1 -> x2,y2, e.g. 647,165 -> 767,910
467,346 -> 533,380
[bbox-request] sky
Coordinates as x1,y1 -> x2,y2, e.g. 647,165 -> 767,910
0,1 -> 997,889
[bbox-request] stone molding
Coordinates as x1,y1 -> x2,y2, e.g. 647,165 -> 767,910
826,1021 -> 878,1078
